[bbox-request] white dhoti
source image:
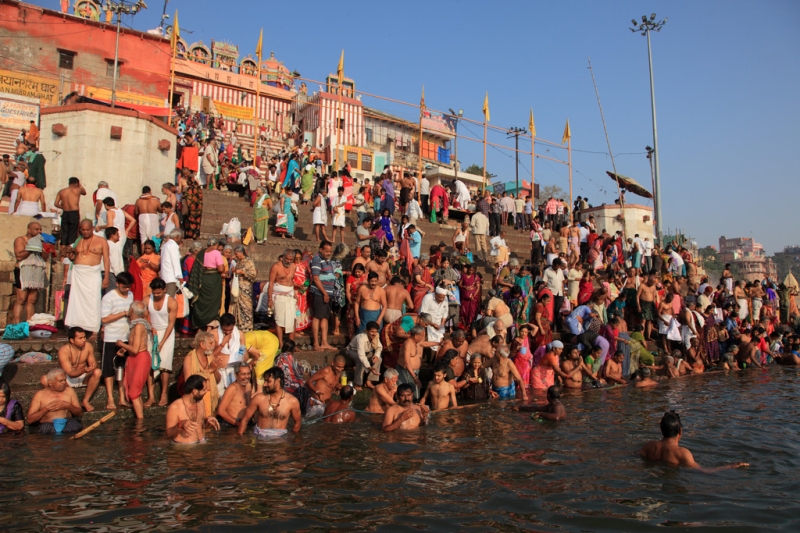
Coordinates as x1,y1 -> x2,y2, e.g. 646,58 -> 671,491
272,284 -> 296,333
736,298 -> 748,320
139,213 -> 160,243
66,372 -> 87,388
7,189 -> 17,215
154,328 -> 176,372
64,263 -> 102,333
14,201 -> 40,217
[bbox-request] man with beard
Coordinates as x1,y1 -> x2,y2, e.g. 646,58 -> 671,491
382,383 -> 430,432
267,249 -> 298,344
217,363 -> 253,427
166,374 -> 220,444
239,367 -> 302,437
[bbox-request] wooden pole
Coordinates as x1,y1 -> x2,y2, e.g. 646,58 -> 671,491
71,411 -> 116,440
167,28 -> 176,127
417,85 -> 424,202
482,119 -> 488,192
252,46 -> 262,163
334,78 -> 343,174
568,133 -> 573,224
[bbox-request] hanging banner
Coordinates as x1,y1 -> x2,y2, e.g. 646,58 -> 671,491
0,69 -> 59,104
212,100 -> 253,120
86,87 -> 166,108
0,97 -> 39,130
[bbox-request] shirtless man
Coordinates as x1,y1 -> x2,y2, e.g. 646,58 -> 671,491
736,332 -> 762,368
54,177 -> 86,246
27,368 -> 83,434
420,364 -> 457,410
603,350 -> 627,385
115,301 -> 152,419
355,272 -> 387,330
323,385 -> 356,424
467,334 -> 504,364
133,186 -> 162,244
267,249 -> 298,344
352,245 -> 372,270
217,363 -> 252,427
491,346 -> 528,400
382,383 -> 430,432
399,173 -> 416,209
307,354 -> 346,404
561,347 -> 603,389
635,367 -> 658,388
14,175 -> 46,214
56,327 -> 102,412
637,274 -> 659,340
366,368 -> 399,413
639,411 -> 748,471
166,374 -> 220,444
65,220 -> 110,335
384,276 -> 413,325
517,385 -> 566,421
657,294 -> 675,354
239,367 -> 302,437
397,326 -> 425,400
12,221 -> 46,324
365,249 -> 392,287
438,329 -> 468,376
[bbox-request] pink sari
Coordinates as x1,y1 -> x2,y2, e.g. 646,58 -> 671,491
294,256 -> 312,331
513,335 -> 532,385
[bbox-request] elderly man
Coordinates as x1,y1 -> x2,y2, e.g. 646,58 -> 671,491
217,363 -> 253,427
12,221 -> 47,325
116,301 -> 152,419
65,219 -> 110,335
55,326 -> 102,412
366,368 -> 399,413
346,321 -> 383,389
491,345 -> 528,400
94,180 -> 118,224
419,287 -> 449,349
27,368 -> 84,434
239,367 -> 302,438
159,229 -> 184,297
396,325 -> 426,400
382,383 -> 430,432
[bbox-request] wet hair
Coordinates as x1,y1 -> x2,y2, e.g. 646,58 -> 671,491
219,313 -> 236,328
433,364 -> 449,375
409,325 -> 425,337
660,411 -> 682,438
184,374 -> 207,393
384,368 -> 399,380
281,339 -> 296,353
367,272 -> 379,281
340,385 -> 354,401
397,383 -> 414,396
115,271 -> 134,286
262,366 -> 285,387
390,276 -> 404,285
68,177 -> 80,185
149,278 -> 167,291
365,321 -> 380,332
68,326 -> 86,340
452,329 -> 466,340
490,335 -> 504,345
641,367 -> 652,377
546,385 -> 561,401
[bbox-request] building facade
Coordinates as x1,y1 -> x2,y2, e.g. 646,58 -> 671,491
718,236 -> 777,281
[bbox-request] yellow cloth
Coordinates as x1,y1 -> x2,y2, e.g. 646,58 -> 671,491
247,330 -> 280,382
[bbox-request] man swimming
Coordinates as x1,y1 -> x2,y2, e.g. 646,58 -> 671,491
635,367 -> 658,388
639,411 -> 748,471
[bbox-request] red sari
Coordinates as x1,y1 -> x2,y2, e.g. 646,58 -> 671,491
459,272 -> 482,327
532,301 -> 553,349
410,264 -> 433,311
346,273 -> 367,336
294,256 -> 312,332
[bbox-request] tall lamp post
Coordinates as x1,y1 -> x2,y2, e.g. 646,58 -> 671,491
103,1 -> 147,108
631,13 -> 667,244
507,126 -> 527,196
448,108 -> 463,181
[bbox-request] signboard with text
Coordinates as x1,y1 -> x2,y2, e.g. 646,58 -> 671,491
0,69 -> 59,105
0,95 -> 39,131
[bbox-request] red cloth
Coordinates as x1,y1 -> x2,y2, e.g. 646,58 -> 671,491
124,350 -> 151,402
177,145 -> 199,172
123,204 -> 139,240
128,259 -> 144,302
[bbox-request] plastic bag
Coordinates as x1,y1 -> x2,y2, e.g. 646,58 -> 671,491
227,218 -> 241,236
231,274 -> 240,298
2,322 -> 28,340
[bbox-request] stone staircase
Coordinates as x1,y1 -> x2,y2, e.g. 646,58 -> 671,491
0,126 -> 20,157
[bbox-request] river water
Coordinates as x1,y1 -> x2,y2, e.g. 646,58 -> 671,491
1,368 -> 799,532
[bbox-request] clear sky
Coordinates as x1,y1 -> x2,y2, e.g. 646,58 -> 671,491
65,0 -> 800,253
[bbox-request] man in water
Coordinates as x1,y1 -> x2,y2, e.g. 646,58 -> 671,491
355,272 -> 387,332
560,347 -> 603,389
240,367 -> 302,437
603,350 -> 628,385
56,327 -> 102,412
491,346 -> 528,400
27,368 -> 83,434
366,368 -> 399,414
466,334 -> 504,364
736,332 -> 762,368
420,364 -> 457,410
166,374 -> 220,444
345,321 -> 382,389
517,385 -> 566,421
307,354 -> 346,404
382,383 -> 430,432
323,385 -> 356,424
384,276 -> 413,325
635,367 -> 658,388
217,363 -> 253,427
639,411 -> 748,471
397,326 -> 426,400
438,329 -> 468,376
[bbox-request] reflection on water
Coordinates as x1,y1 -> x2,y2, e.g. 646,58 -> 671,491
2,368 -> 800,531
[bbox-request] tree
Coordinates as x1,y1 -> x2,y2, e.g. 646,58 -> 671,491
464,164 -> 489,177
540,184 -> 567,201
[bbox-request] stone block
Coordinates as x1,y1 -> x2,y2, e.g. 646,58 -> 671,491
0,271 -> 10,283
0,311 -> 7,329
0,282 -> 13,295
52,123 -> 67,136
158,139 -> 171,151
0,294 -> 12,310
0,261 -> 15,273
110,126 -> 122,139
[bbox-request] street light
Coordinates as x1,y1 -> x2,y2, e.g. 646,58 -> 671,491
631,13 -> 667,244
448,108 -> 463,181
103,1 -> 147,108
507,126 -> 527,196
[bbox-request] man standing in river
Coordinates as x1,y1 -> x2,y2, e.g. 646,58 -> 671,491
166,374 -> 220,444
382,383 -> 430,432
239,367 -> 301,437
217,363 -> 253,427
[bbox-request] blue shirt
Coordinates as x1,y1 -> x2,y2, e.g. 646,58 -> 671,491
408,230 -> 422,258
310,253 -> 336,295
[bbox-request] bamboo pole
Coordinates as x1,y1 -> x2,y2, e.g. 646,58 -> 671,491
167,20 -> 177,127
252,39 -> 262,162
71,411 -> 116,440
482,119 -> 488,192
333,78 -> 343,174
568,134 -> 573,224
417,85 -> 424,202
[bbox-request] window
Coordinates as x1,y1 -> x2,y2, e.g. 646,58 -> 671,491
105,59 -> 121,77
347,151 -> 358,168
361,153 -> 372,172
58,50 -> 76,70
338,118 -> 345,130
365,128 -> 373,143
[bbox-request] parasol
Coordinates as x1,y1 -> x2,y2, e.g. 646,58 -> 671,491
784,272 -> 798,291
606,172 -> 653,199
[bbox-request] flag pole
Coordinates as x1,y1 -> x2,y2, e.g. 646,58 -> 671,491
333,50 -> 344,174
482,118 -> 487,193
567,124 -> 573,224
417,85 -> 425,202
167,10 -> 178,128
529,109 -> 535,206
252,29 -> 262,162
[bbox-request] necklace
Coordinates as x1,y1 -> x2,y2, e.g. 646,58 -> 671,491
267,390 -> 284,413
182,397 -> 198,423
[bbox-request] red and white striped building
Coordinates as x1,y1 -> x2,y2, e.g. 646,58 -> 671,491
294,90 -> 364,155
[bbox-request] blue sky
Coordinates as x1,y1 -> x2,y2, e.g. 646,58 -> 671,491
66,0 -> 800,253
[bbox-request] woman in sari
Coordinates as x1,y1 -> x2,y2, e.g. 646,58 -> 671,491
252,188 -> 272,244
280,189 -> 295,239
179,241 -> 203,335
230,245 -> 257,332
514,265 -> 536,323
136,240 -> 160,298
587,238 -> 603,272
346,263 -> 367,336
459,263 -> 482,328
181,331 -> 220,416
369,221 -> 389,255
533,288 -> 553,349
188,237 -> 225,329
300,164 -> 315,203
293,249 -> 312,332
410,253 -> 434,311
221,245 -> 233,315
282,153 -> 300,190
380,209 -> 395,244
183,180 -> 203,240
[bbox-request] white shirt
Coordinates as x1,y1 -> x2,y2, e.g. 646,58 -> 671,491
543,266 -> 565,297
643,240 -> 653,257
346,332 -> 383,369
420,178 -> 430,195
500,196 -> 515,213
669,250 -> 684,267
419,293 -> 448,345
95,188 -> 118,224
160,238 -> 183,284
101,290 -> 133,342
489,236 -> 506,256
406,198 -> 423,220
633,237 -> 645,254
579,226 -> 590,243
107,239 -> 124,275
217,326 -> 243,364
